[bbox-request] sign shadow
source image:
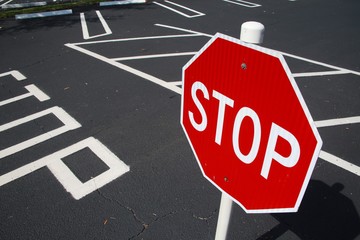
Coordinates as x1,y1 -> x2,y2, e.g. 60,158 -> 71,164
258,180 -> 360,240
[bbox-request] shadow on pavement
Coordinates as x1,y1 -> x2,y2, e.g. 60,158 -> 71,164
258,180 -> 360,240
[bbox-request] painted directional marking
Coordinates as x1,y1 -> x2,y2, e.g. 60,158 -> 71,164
0,70 -> 26,81
65,23 -> 360,177
154,0 -> 205,18
80,10 -> 112,40
0,106 -> 81,159
0,84 -> 50,107
0,137 -> 130,200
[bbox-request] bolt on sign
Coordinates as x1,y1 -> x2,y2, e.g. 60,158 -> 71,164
181,33 -> 322,213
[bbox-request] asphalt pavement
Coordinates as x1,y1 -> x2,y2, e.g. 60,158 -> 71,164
0,0 -> 359,239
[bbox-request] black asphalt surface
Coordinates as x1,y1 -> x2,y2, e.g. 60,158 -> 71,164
0,0 -> 359,239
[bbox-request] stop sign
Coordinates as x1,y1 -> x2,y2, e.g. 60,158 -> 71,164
181,33 -> 322,213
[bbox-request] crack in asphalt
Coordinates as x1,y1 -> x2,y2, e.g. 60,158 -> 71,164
96,189 -> 218,239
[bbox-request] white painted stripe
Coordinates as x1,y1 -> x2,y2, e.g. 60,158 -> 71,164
154,1 -> 205,18
0,84 -> 49,107
164,0 -> 205,16
1,1 -> 46,9
315,116 -> 360,128
96,10 -> 112,35
99,0 -> 145,6
72,33 -> 202,46
15,9 -> 73,20
25,84 -> 50,102
155,23 -> 213,37
0,92 -> 32,107
80,12 -> 90,39
0,70 -> 26,81
279,51 -> 360,76
169,81 -> 182,86
65,43 -> 182,95
111,52 -> 197,61
319,151 -> 360,176
0,137 -> 130,200
222,0 -> 261,8
0,106 -> 81,159
292,70 -> 349,78
80,11 -> 112,40
0,0 -> 13,7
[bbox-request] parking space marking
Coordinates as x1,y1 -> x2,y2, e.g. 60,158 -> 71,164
111,52 -> 197,61
0,106 -> 81,159
80,10 -> 112,40
0,70 -> 26,81
319,151 -> 360,176
315,116 -> 360,128
155,23 -> 213,37
292,70 -> 349,78
154,0 -> 205,18
66,23 -> 360,177
66,42 -> 183,94
74,33 -> 202,45
222,0 -> 261,8
0,137 -> 130,200
280,51 -> 360,76
0,84 -> 50,107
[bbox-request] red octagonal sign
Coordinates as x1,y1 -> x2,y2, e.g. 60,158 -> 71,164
181,33 -> 322,213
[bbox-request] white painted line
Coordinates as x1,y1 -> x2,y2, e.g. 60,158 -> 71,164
0,92 -> 33,107
319,151 -> 360,176
315,116 -> 360,128
1,1 -> 46,9
0,0 -> 13,7
15,9 -> 73,20
80,10 -> 112,40
0,137 -> 130,200
0,106 -> 81,159
72,33 -> 201,46
80,12 -> 90,39
65,43 -> 182,95
279,51 -> 360,76
154,0 -> 205,18
25,84 -> 50,101
169,81 -> 182,86
222,0 -> 261,8
155,23 -> 213,37
292,70 -> 349,78
0,84 -> 50,107
0,70 -> 26,81
100,0 -> 145,6
96,10 -> 112,35
111,52 -> 197,61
